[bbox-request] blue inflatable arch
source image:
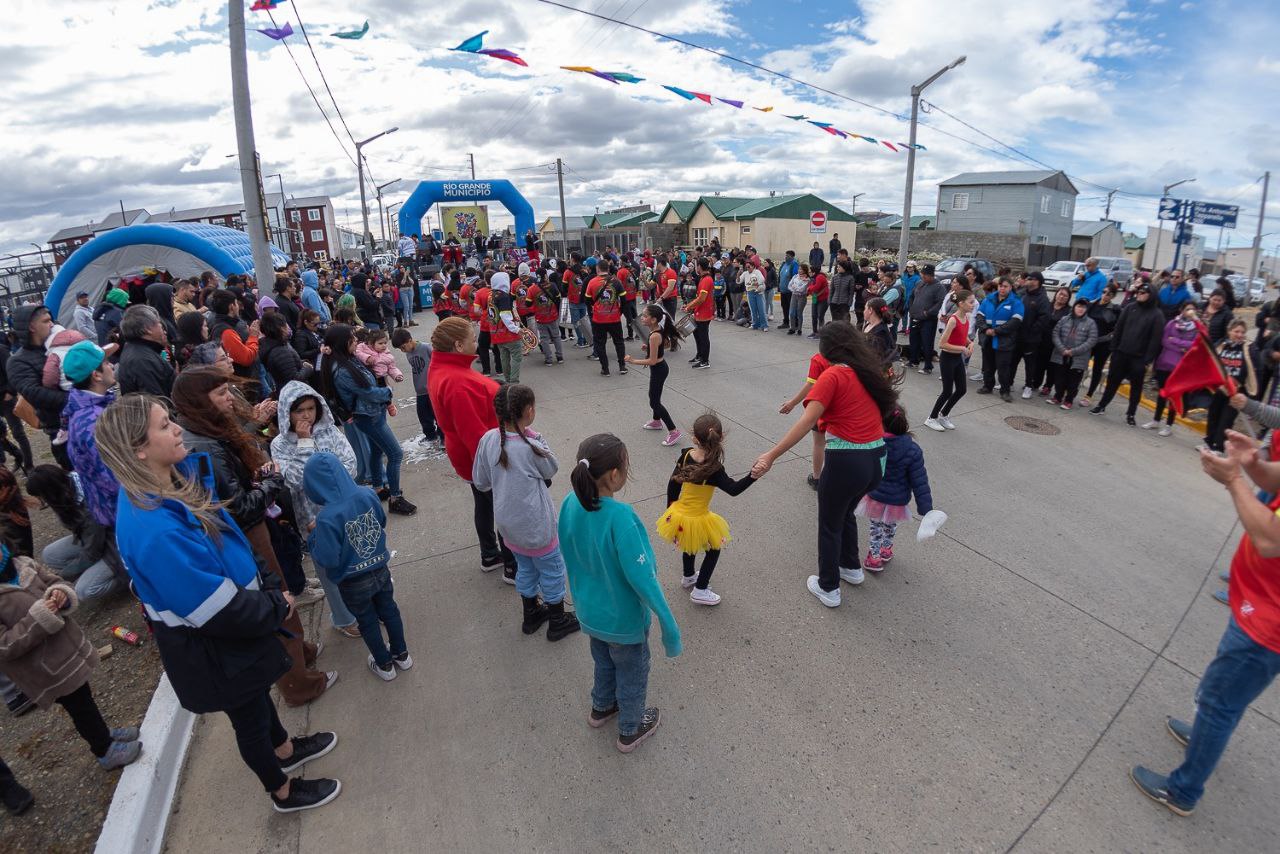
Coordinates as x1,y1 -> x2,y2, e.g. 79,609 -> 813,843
45,222 -> 290,327
397,179 -> 535,242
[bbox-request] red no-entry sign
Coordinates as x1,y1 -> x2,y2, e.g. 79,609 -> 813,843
809,210 -> 827,233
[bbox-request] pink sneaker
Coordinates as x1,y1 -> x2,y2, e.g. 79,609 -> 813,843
865,552 -> 885,572
642,419 -> 663,430
879,546 -> 893,563
662,429 -> 682,447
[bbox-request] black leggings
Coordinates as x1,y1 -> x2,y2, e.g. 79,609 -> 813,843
593,321 -> 626,372
811,300 -> 828,334
471,484 -> 515,570
56,682 -> 112,758
477,330 -> 502,375
931,352 -> 967,418
693,320 -> 711,363
1087,344 -> 1111,396
224,689 -> 289,792
648,360 -> 676,430
1151,369 -> 1176,424
1205,392 -> 1237,451
1098,352 -> 1147,418
816,447 -> 885,592
682,549 -> 721,590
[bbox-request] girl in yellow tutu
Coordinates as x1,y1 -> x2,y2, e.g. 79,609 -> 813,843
656,413 -> 758,606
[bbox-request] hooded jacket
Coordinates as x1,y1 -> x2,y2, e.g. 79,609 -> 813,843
1088,301 -> 1121,346
472,427 -> 560,554
270,382 -> 357,530
260,334 -> 307,391
304,452 -> 389,583
7,305 -> 66,429
300,271 -> 331,322
114,453 -> 290,714
117,337 -> 176,398
428,350 -> 499,481
1016,285 -> 1053,349
1155,317 -> 1198,372
208,311 -> 257,379
829,270 -> 856,306
0,555 -> 95,710
92,302 -> 123,346
976,291 -> 1025,351
1050,313 -> 1099,370
145,282 -> 179,344
179,425 -> 283,532
1111,298 -> 1165,362
64,389 -> 119,528
908,278 -> 946,322
866,433 -> 932,513
350,275 -> 383,326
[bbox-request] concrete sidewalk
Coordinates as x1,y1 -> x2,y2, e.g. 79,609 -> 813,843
162,317 -> 1277,853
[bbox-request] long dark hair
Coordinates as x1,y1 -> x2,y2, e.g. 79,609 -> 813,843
171,366 -> 268,472
817,321 -> 899,420
493,384 -> 546,469
570,433 -> 629,512
674,413 -> 726,484
25,465 -> 90,539
642,303 -> 682,352
320,324 -> 370,401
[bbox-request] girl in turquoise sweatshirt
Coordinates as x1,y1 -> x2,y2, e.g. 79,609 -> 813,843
558,433 -> 681,754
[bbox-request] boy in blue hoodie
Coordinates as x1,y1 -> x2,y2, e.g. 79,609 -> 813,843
304,452 -> 411,682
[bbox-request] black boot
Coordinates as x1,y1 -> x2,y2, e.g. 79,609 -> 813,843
545,601 -> 581,642
0,759 -> 33,815
521,596 -> 549,635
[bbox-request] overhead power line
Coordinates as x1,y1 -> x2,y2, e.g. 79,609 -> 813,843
263,9 -> 356,167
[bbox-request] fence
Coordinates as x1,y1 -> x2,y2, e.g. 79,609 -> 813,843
857,228 -> 1029,271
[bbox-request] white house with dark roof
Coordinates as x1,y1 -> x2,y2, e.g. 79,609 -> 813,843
935,170 -> 1079,247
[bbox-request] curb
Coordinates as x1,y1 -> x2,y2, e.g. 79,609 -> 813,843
95,674 -> 196,854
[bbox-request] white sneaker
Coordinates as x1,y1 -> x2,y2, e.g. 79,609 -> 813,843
1021,387 -> 1034,399
368,655 -> 397,681
939,415 -> 956,430
807,575 -> 841,607
839,566 -> 865,585
968,372 -> 983,381
392,652 -> 413,671
1157,425 -> 1172,437
680,574 -> 698,589
690,587 -> 721,605
1141,421 -> 1158,430
293,587 -> 326,607
923,417 -> 946,432
917,367 -> 927,374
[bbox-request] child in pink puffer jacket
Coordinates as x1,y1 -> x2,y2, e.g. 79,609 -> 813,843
355,329 -> 404,383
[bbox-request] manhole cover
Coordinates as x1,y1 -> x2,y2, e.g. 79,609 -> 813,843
1004,415 -> 1061,436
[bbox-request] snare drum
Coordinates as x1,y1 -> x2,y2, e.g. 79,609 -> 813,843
674,312 -> 696,336
520,325 -> 540,355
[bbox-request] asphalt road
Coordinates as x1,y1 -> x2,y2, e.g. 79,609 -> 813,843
161,311 -> 1278,853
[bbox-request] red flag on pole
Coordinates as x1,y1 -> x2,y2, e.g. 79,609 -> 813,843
1160,323 -> 1236,416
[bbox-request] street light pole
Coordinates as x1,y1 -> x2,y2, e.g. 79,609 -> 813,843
374,178 -> 402,248
851,193 -> 865,216
1248,170 -> 1271,286
387,202 -> 403,245
898,56 -> 966,271
228,0 -> 276,285
355,127 -> 399,259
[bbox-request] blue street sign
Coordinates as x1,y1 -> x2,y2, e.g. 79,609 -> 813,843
1188,201 -> 1239,229
1174,222 -> 1193,245
1158,197 -> 1182,220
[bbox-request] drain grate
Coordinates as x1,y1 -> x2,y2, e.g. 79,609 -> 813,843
1004,415 -> 1061,436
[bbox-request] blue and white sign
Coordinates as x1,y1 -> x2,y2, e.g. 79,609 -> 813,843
1188,202 -> 1239,229
1158,197 -> 1182,220
1173,222 -> 1193,245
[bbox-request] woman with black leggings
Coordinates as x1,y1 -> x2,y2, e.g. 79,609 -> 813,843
1082,286 -> 1120,405
925,290 -> 977,432
626,304 -> 684,446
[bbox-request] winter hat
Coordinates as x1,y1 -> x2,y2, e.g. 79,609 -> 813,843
104,288 -> 130,308
258,296 -> 279,310
63,340 -> 108,384
491,272 -> 511,293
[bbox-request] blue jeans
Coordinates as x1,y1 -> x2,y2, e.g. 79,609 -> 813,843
400,289 -> 414,319
1167,617 -> 1280,806
513,547 -> 568,603
747,291 -> 768,329
337,565 -> 406,667
589,633 -> 650,736
788,293 -> 806,330
569,303 -> 589,345
315,566 -> 356,629
352,413 -> 403,496
42,535 -> 121,601
343,420 -> 371,484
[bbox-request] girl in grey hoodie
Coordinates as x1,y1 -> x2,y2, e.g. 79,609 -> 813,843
472,384 -> 581,641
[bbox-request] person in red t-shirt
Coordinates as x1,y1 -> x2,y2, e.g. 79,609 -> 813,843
1129,429 -> 1280,816
526,275 -> 564,365
585,268 -> 627,377
657,260 -> 679,318
472,277 -> 502,377
778,351 -> 833,488
563,256 -> 590,348
616,265 -> 641,342
683,258 -> 716,368
806,269 -> 830,339
752,321 -> 897,608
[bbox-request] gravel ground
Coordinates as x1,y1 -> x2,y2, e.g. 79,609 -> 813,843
0,442 -> 164,854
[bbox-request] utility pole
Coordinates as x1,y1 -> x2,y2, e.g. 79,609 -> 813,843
374,178 -> 401,247
556,157 -> 569,260
355,128 -> 398,259
469,153 -> 476,180
851,193 -> 865,216
1249,170 -> 1271,285
228,0 -> 276,285
899,56 -> 966,271
1103,189 -> 1118,222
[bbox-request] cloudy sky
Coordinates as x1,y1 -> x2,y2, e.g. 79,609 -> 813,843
3,0 -> 1278,260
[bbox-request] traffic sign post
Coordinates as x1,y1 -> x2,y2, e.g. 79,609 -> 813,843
1158,197 -> 1182,221
809,210 -> 827,233
1160,195 -> 1237,270
1188,201 -> 1238,229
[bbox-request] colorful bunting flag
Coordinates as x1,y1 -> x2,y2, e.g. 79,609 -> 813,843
662,85 -> 696,100
602,72 -> 644,83
257,22 -> 293,40
250,0 -> 282,10
754,106 -> 774,112
785,114 -> 809,121
718,98 -> 744,108
331,21 -> 369,40
451,31 -> 528,66
692,92 -> 712,104
881,141 -> 898,151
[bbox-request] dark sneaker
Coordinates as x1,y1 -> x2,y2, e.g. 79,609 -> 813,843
1129,766 -> 1194,816
388,496 -> 417,515
279,731 -> 338,773
480,555 -> 504,572
616,707 -> 661,753
1126,415 -> 1136,427
1,777 -> 33,815
806,474 -> 819,491
619,366 -> 629,375
999,391 -> 1013,402
375,486 -> 391,502
271,777 -> 342,813
6,692 -> 35,716
502,564 -> 517,585
1089,405 -> 1105,415
976,387 -> 993,395
1166,717 -> 1192,748
600,369 -> 610,376
588,704 -> 619,729
694,362 -> 710,370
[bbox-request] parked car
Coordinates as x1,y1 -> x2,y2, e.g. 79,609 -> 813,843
1222,274 -> 1250,306
933,257 -> 998,285
1095,256 -> 1135,288
1250,278 -> 1268,305
1040,260 -> 1086,291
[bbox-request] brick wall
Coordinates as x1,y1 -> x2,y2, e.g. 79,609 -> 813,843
856,229 -> 1029,270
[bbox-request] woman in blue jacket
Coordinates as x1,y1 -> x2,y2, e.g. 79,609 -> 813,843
95,394 -> 342,814
319,325 -> 416,515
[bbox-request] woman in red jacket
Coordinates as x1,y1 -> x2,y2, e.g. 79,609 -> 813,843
427,317 -> 516,582
807,269 -> 830,340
